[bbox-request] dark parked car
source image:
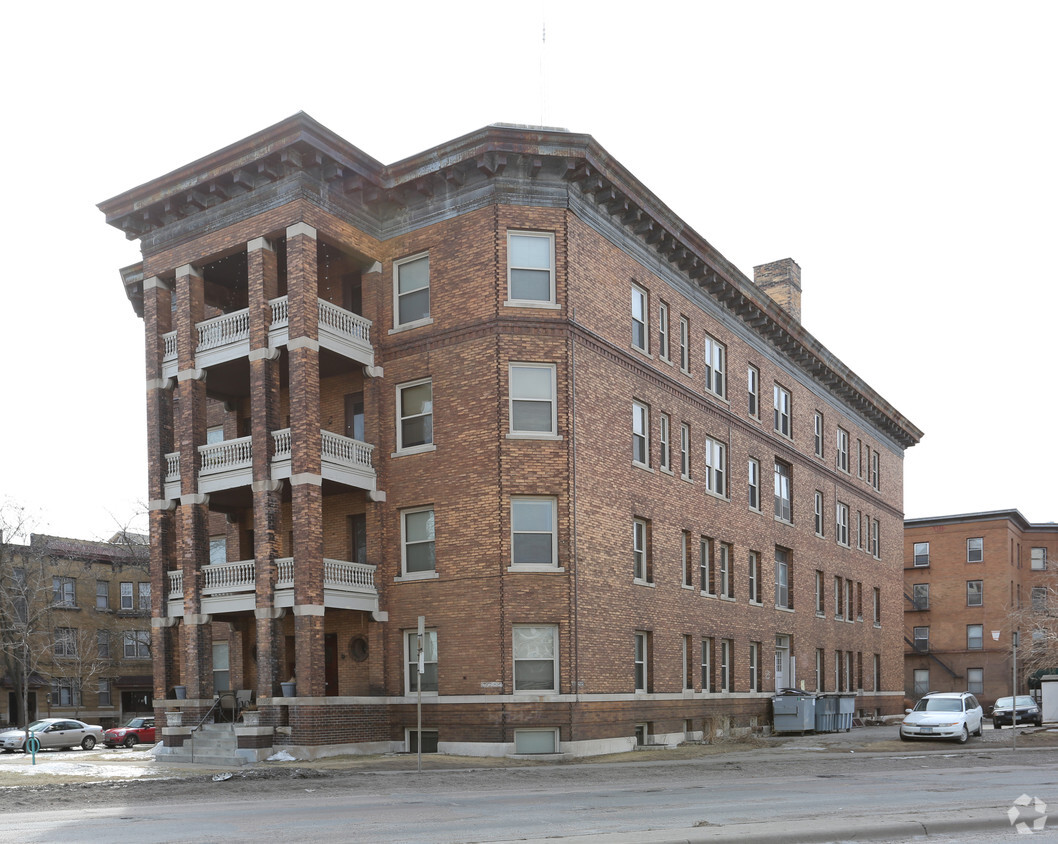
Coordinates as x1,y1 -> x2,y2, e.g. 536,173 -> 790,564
992,696 -> 1042,728
103,716 -> 156,748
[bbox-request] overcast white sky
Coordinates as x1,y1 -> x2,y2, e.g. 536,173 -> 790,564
1,1 -> 1055,540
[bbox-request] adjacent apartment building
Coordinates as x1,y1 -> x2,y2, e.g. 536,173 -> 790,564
0,534 -> 152,729
99,113 -> 921,757
904,510 -> 1058,706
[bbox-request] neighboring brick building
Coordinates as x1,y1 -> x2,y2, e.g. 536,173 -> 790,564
904,510 -> 1058,707
99,114 -> 921,758
0,534 -> 152,729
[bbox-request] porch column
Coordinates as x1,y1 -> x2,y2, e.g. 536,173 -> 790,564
287,222 -> 326,697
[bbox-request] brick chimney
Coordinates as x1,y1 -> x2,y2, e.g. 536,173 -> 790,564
753,258 -> 802,322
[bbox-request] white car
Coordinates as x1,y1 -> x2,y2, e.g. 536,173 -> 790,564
901,692 -> 984,743
0,718 -> 104,752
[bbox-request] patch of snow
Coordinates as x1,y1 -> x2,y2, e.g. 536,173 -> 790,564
267,750 -> 297,762
11,761 -> 159,778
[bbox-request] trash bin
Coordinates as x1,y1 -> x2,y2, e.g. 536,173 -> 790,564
772,691 -> 815,734
815,694 -> 839,733
836,693 -> 856,732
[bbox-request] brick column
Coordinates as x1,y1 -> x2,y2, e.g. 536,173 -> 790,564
174,263 -> 213,699
248,236 -> 284,698
286,223 -> 326,697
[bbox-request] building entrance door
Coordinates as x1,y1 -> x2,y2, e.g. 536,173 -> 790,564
325,634 -> 339,696
775,635 -> 790,690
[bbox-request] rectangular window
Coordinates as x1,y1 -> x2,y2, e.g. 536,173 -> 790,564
774,461 -> 792,522
51,679 -> 78,707
966,580 -> 983,607
873,654 -> 881,691
98,679 -> 112,707
816,570 -> 825,615
407,729 -> 439,754
511,498 -> 557,568
857,439 -> 864,478
1033,586 -> 1047,611
397,378 -> 434,452
138,582 -> 151,611
679,316 -> 690,373
967,537 -> 983,563
873,587 -> 881,626
53,577 -> 75,607
394,252 -> 430,327
913,668 -> 930,696
509,363 -> 556,436
701,638 -> 713,692
507,231 -> 555,304
680,423 -> 691,480
97,629 -> 110,659
718,543 -> 733,599
682,531 -> 693,588
857,512 -> 865,550
633,518 -> 652,583
836,427 -> 849,472
54,627 -> 77,657
871,451 -> 880,490
123,630 -> 150,659
120,581 -> 133,610
514,729 -> 558,754
748,551 -> 761,604
814,491 -> 824,536
846,578 -> 855,621
213,641 -> 230,692
682,635 -> 693,690
704,438 -> 726,496
401,507 -> 436,575
720,639 -> 732,692
967,624 -> 983,650
913,542 -> 930,566
349,513 -> 367,565
912,583 -> 929,611
747,365 -> 760,418
206,424 -> 224,444
834,576 -> 844,619
659,413 -> 671,473
704,335 -> 726,399
749,642 -> 760,692
700,537 -> 714,595
95,580 -> 109,610
658,301 -> 670,361
836,502 -> 850,547
209,535 -> 226,566
631,284 -> 649,352
1032,548 -> 1048,570
634,631 -> 650,692
913,626 -> 929,652
773,384 -> 791,437
513,625 -> 558,692
775,547 -> 791,609
747,458 -> 760,511
632,401 -> 650,467
813,412 -> 824,458
406,629 -> 438,694
871,519 -> 880,558
816,648 -> 825,692
966,667 -> 983,696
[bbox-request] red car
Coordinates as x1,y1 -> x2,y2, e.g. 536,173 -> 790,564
103,716 -> 156,748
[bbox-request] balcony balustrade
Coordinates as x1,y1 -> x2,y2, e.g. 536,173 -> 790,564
160,296 -> 372,377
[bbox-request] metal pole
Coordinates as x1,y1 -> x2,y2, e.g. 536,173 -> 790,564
416,616 -> 424,774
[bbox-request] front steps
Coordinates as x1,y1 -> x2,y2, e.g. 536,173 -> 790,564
164,722 -> 264,766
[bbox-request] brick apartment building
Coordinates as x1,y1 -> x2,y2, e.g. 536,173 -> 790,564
904,510 -> 1058,707
0,534 -> 152,729
99,113 -> 921,758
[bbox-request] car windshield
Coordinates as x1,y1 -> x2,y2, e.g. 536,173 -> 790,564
995,696 -> 1036,708
25,720 -> 50,732
914,698 -> 961,712
123,718 -> 147,728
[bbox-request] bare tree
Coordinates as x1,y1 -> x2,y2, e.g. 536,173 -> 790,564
1008,573 -> 1058,686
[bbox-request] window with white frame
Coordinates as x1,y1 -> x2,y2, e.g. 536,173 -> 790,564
394,252 -> 430,327
814,491 -> 824,536
405,629 -> 438,694
634,631 -> 650,692
967,580 -> 983,607
870,451 -> 880,490
773,384 -> 791,437
967,667 -> 983,695
397,378 -> 434,452
748,458 -> 760,511
213,641 -> 230,692
680,423 -> 691,480
682,531 -> 693,587
967,624 -> 983,650
658,301 -> 670,361
513,625 -> 558,692
749,641 -> 760,692
913,626 -> 929,652
873,587 -> 881,626
966,537 -> 983,563
206,424 -> 224,444
507,231 -> 555,304
748,551 -> 761,604
720,639 -> 732,692
509,363 -> 556,436
1032,547 -> 1048,570
836,427 -> 850,473
679,316 -> 690,373
51,679 -> 79,707
138,582 -> 150,611
813,412 -> 824,458
54,627 -> 77,657
913,541 -> 930,566
119,581 -> 133,610
633,518 -> 651,583
682,635 -> 694,690
704,437 -> 725,496
209,535 -> 226,566
700,536 -> 714,595
95,580 -> 109,610
912,583 -> 929,611
53,577 -> 75,607
97,629 -> 110,659
631,284 -> 649,352
834,576 -> 844,619
871,519 -> 880,558
718,543 -> 733,599
659,413 -> 671,473
747,367 -> 761,421
774,461 -> 792,522
98,678 -> 112,707
836,502 -> 850,546
913,668 -> 929,695
1033,586 -> 1047,611
123,630 -> 150,659
816,570 -> 825,615
511,498 -> 557,568
632,401 -> 650,467
846,578 -> 855,621
401,508 -> 436,576
704,335 -> 726,399
816,648 -> 825,692
701,637 -> 713,692
514,729 -> 559,754
775,547 -> 791,609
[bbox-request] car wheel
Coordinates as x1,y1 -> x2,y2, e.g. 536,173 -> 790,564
123,735 -> 138,748
993,721 -> 1002,729
900,730 -> 910,742
957,726 -> 969,744
81,736 -> 96,751
974,722 -> 983,737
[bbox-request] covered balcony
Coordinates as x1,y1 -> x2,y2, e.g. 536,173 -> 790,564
166,557 -> 378,616
160,296 -> 372,378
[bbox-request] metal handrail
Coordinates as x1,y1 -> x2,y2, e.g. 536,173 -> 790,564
186,693 -> 238,764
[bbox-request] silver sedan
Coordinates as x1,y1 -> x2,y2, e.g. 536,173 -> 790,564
0,718 -> 104,751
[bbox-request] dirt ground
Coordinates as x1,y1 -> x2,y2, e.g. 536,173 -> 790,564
1,724 -> 1054,813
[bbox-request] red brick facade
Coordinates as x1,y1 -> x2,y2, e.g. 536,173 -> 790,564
100,115 -> 920,756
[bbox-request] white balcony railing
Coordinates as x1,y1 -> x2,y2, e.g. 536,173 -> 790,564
199,436 -> 253,473
198,309 -> 250,353
202,559 -> 256,595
